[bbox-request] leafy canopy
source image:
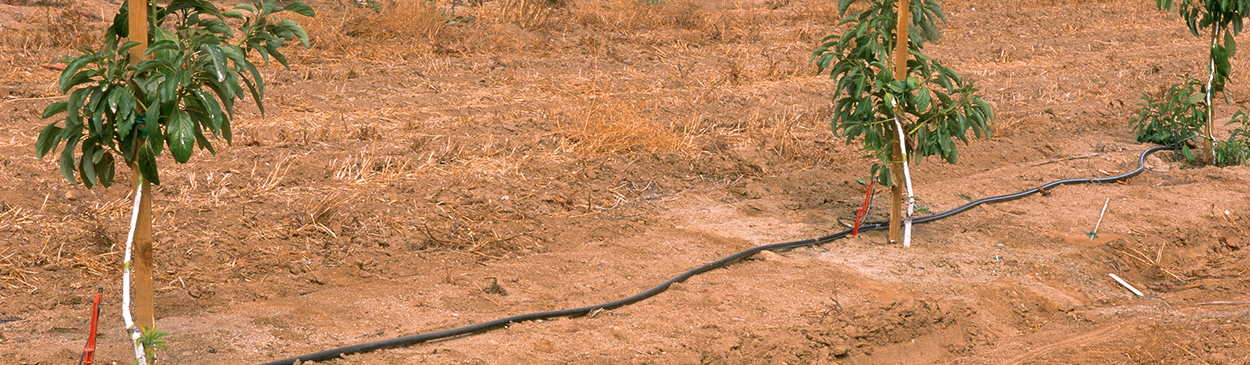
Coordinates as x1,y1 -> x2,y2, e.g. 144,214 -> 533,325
36,0 -> 315,187
1156,0 -> 1250,92
812,0 -> 992,186
1140,0 -> 1250,166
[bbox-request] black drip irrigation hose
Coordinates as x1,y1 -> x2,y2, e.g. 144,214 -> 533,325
258,145 -> 1175,365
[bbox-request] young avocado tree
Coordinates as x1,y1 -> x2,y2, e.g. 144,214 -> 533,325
1134,0 -> 1250,165
813,0 -> 993,246
34,0 -> 313,362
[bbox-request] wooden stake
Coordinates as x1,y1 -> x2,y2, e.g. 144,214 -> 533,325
126,0 -> 153,331
888,0 -> 910,244
133,174 -> 154,330
127,0 -> 148,65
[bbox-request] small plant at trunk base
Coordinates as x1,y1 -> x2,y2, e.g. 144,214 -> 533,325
1131,75 -> 1250,165
812,0 -> 992,246
33,0 -> 313,363
136,325 -> 170,364
1213,118 -> 1250,165
1131,75 -> 1207,146
1146,0 -> 1250,165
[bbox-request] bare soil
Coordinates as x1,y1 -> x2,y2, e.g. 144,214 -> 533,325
2,0 -> 1249,364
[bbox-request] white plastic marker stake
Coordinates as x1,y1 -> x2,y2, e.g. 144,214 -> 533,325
1089,198 -> 1109,241
123,183 -> 149,365
1108,273 -> 1145,297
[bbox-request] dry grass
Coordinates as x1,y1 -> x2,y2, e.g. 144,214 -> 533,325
290,0 -> 815,61
556,100 -> 685,155
0,196 -> 129,294
485,0 -> 564,31
0,7 -> 103,50
297,0 -> 447,61
331,151 -> 415,185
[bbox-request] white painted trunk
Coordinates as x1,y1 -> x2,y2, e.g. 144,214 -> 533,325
892,114 -> 915,248
123,183 -> 149,365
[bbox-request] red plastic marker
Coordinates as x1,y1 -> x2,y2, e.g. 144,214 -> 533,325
852,180 -> 876,236
80,286 -> 103,365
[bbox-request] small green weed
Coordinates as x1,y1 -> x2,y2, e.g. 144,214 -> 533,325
1131,76 -> 1206,146
137,325 -> 170,364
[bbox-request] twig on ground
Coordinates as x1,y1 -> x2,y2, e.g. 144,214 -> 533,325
1030,152 -> 1100,166
2,95 -> 67,103
1195,301 -> 1250,306
1118,245 -> 1185,282
1176,344 -> 1211,365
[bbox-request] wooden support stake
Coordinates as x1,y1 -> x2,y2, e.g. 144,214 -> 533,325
126,0 -> 153,331
127,0 -> 148,65
888,0 -> 910,244
133,174 -> 154,330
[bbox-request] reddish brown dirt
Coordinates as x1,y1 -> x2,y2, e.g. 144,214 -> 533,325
2,0 -> 1249,364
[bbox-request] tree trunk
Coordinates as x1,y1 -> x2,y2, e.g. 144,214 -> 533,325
1204,23 -> 1218,164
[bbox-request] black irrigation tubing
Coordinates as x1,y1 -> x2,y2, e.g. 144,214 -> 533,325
259,145 -> 1175,365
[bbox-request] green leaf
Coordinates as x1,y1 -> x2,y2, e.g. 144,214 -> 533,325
117,92 -> 136,133
59,136 -> 81,184
202,45 -> 229,82
67,88 -> 89,128
106,87 -> 123,114
137,142 -> 161,185
117,41 -> 143,56
280,19 -> 311,48
234,3 -> 256,12
153,28 -> 180,61
193,89 -> 226,132
915,87 -> 931,113
95,152 -> 115,187
838,0 -> 855,16
1215,49 -> 1232,78
60,71 -> 98,93
239,72 -> 264,115
145,103 -> 164,154
204,20 -> 234,37
266,43 -> 291,69
160,72 -> 181,103
41,101 -> 69,119
1186,92 -> 1206,104
59,56 -> 97,93
145,40 -> 181,57
221,114 -> 233,144
35,123 -> 64,159
80,141 -> 99,188
1226,30 -> 1237,57
168,110 -> 196,163
191,118 -> 216,155
282,1 -> 315,17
